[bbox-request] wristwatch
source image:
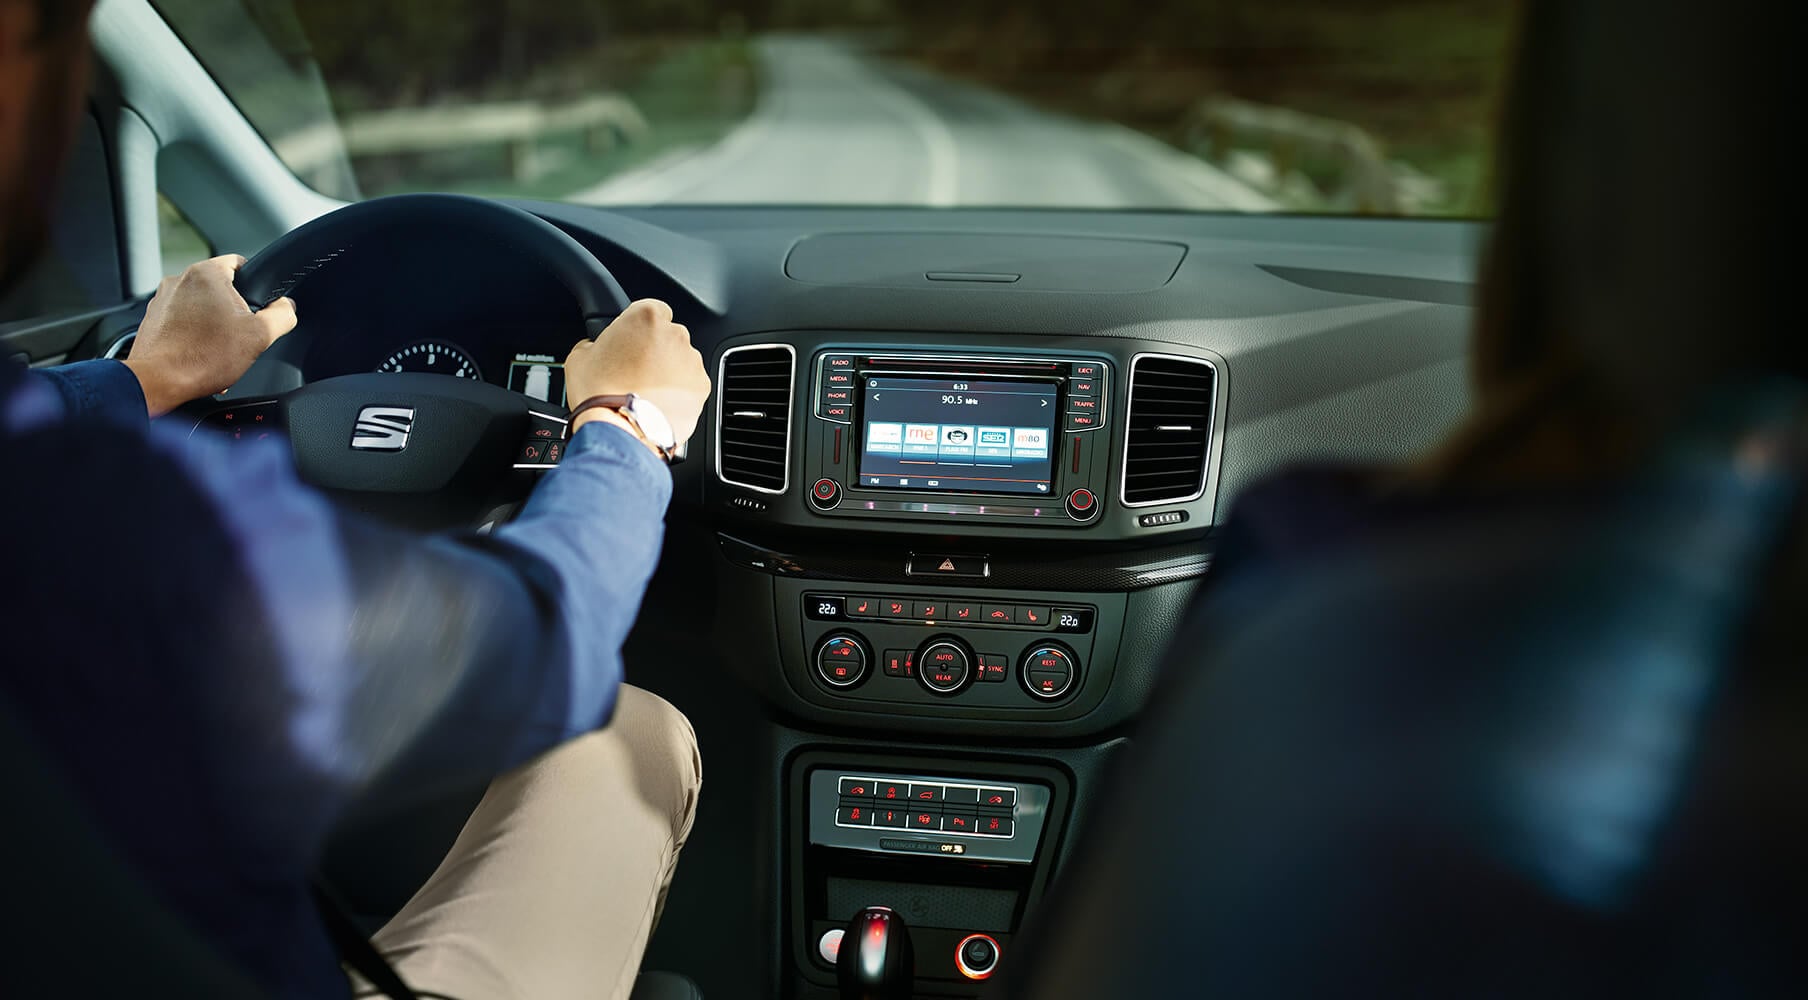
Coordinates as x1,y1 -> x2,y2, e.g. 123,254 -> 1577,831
569,393 -> 682,464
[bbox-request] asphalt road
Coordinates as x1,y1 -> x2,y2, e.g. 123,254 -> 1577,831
578,36 -> 1273,210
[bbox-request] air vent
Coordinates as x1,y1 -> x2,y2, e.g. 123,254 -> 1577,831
715,344 -> 796,494
1121,354 -> 1216,507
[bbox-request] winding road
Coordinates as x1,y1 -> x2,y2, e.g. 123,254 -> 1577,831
577,37 -> 1272,211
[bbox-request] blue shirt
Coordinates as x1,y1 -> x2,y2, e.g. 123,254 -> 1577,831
0,358 -> 672,997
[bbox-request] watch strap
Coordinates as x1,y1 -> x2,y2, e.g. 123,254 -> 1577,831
569,394 -> 674,463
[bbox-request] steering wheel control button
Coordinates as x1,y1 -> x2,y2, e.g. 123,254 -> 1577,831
978,654 -> 1010,682
906,553 -> 989,578
806,595 -> 846,621
1051,607 -> 1096,633
917,641 -> 974,694
957,934 -> 1001,980
810,478 -> 842,510
1022,645 -> 1078,700
815,634 -> 869,688
882,649 -> 914,677
1065,488 -> 1099,520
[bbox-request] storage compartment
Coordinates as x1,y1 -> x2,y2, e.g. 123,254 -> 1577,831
784,233 -> 1187,292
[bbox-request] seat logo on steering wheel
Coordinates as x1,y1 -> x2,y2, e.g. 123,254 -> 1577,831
351,406 -> 415,452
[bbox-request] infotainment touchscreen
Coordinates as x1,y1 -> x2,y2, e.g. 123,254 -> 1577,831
857,377 -> 1058,496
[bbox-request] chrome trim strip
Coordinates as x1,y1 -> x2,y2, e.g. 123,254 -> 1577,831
1120,352 -> 1218,509
714,342 -> 796,496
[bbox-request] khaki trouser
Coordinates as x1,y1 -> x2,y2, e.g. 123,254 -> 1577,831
349,686 -> 703,1000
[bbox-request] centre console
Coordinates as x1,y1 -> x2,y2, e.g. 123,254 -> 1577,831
705,332 -> 1224,997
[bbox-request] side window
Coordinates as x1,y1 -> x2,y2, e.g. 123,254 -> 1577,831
158,194 -> 213,279
0,112 -> 124,324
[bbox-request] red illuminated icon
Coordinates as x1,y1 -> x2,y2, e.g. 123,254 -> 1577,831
949,816 -> 969,829
989,610 -> 1009,620
985,794 -> 1005,805
849,785 -> 866,795
922,605 -> 939,617
1040,679 -> 1056,690
534,427 -> 553,437
889,602 -> 905,614
1025,609 -> 1042,623
918,789 -> 935,800
882,785 -> 900,799
986,818 -> 1001,831
850,808 -> 862,822
883,811 -> 897,823
523,444 -> 543,461
854,600 -> 871,613
834,667 -> 849,678
915,814 -> 934,826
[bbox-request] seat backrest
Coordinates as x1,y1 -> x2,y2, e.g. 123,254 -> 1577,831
1002,391 -> 1807,997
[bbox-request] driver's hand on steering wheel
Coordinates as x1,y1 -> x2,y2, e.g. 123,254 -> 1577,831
565,299 -> 711,458
124,255 -> 299,417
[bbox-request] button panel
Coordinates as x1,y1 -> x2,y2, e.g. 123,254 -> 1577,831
814,592 -> 1095,634
837,775 -> 1021,839
811,769 -> 1053,866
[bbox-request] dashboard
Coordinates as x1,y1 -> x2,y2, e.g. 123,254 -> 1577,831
216,204 -> 1476,736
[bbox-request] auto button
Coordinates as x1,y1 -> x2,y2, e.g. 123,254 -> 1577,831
917,638 -> 974,694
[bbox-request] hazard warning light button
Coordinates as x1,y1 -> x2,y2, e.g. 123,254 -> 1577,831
906,553 -> 989,578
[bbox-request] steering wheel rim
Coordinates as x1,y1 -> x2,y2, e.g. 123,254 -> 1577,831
235,192 -> 632,323
220,193 -> 637,531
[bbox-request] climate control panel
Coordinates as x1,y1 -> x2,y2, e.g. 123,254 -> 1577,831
802,591 -> 1095,708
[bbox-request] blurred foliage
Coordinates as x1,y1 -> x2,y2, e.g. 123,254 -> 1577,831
182,1 -> 1513,213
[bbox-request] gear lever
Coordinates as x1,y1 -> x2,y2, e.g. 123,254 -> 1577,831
837,905 -> 914,1000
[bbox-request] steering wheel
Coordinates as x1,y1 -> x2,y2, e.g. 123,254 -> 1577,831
220,194 -> 633,529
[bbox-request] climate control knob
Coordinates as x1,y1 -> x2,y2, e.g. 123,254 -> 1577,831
1020,643 -> 1079,700
916,637 -> 974,695
815,632 -> 870,688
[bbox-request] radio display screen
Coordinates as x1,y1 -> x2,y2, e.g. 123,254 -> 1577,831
857,377 -> 1058,496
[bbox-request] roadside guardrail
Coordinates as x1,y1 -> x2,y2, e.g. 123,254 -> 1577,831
1182,97 -> 1411,214
274,93 -> 649,186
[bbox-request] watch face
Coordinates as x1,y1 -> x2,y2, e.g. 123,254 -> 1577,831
629,397 -> 677,449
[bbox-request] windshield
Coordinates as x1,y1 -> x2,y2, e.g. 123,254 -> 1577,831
153,1 -> 1512,216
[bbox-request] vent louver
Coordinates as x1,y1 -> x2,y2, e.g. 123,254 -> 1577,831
715,345 -> 795,494
1121,355 -> 1215,507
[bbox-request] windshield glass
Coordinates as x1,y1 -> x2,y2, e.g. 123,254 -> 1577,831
153,1 -> 1512,216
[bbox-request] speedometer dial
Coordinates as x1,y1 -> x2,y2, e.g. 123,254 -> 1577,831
376,341 -> 483,381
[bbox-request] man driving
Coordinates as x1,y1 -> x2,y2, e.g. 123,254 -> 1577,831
1,1 -> 710,998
